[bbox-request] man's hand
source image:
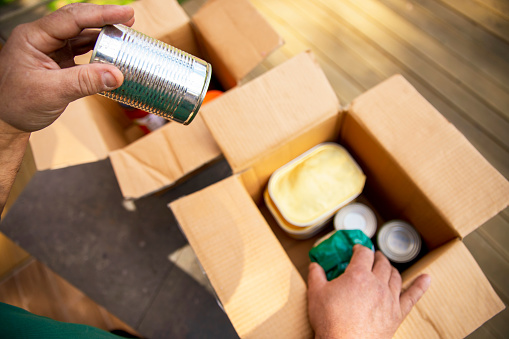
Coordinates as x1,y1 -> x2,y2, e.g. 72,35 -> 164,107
0,4 -> 134,216
307,244 -> 431,339
0,3 -> 134,133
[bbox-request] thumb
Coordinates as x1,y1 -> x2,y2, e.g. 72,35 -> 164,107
57,64 -> 124,102
400,274 -> 431,317
308,262 -> 327,292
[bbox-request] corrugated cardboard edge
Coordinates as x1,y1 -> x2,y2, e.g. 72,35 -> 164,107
30,95 -> 128,170
395,239 -> 504,338
170,176 -> 312,338
109,115 -> 221,199
347,75 -> 509,239
130,0 -> 200,56
192,0 -> 284,88
200,51 -> 340,174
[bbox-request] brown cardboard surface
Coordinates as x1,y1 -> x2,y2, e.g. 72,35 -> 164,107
396,239 -> 505,338
347,75 -> 509,240
170,176 -> 312,338
168,53 -> 506,338
110,115 -> 221,199
130,0 -> 200,56
340,112 -> 458,249
192,0 -> 283,88
30,95 -> 128,170
201,52 -> 340,174
239,114 -> 340,203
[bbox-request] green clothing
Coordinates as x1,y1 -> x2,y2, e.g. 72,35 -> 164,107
0,302 -> 121,338
309,230 -> 373,281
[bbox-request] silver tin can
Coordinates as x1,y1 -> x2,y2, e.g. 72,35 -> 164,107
377,220 -> 421,263
334,203 -> 377,238
90,24 -> 212,125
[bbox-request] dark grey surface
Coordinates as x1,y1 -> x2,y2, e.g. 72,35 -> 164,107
0,157 -> 238,339
138,265 -> 237,339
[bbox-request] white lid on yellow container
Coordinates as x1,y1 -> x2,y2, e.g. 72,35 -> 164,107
377,220 -> 421,263
334,203 -> 377,238
264,189 -> 329,239
268,143 -> 366,227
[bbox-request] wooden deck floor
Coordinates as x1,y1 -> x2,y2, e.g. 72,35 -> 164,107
0,0 -> 508,338
245,1 -> 509,337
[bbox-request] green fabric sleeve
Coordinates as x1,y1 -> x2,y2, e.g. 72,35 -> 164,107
309,230 -> 373,281
0,302 -> 122,339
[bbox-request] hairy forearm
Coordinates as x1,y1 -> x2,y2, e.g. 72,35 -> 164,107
0,119 -> 30,216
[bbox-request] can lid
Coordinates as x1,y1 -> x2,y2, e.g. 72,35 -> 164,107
377,221 -> 421,263
334,203 -> 377,238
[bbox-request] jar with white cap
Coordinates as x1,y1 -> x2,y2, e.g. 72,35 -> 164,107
334,203 -> 377,238
377,220 -> 422,267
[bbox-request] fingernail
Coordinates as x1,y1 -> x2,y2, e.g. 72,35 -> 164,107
423,274 -> 432,285
102,71 -> 118,89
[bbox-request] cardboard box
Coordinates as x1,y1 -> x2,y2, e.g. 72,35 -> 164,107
169,52 -> 509,338
27,0 -> 282,199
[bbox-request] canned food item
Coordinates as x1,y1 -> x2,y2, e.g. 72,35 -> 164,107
377,220 -> 421,263
334,203 -> 377,238
91,24 -> 212,125
267,143 -> 365,227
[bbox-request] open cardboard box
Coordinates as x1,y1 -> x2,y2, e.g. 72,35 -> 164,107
169,52 -> 509,338
26,0 -> 281,200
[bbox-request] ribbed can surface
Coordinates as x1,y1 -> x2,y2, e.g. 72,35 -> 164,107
90,24 -> 211,125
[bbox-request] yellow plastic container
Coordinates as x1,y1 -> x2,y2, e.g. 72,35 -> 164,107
268,143 -> 365,227
265,143 -> 366,239
264,189 -> 328,239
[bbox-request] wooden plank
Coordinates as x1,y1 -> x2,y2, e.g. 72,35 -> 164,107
438,0 -> 509,42
251,0 -> 365,103
308,0 -> 509,176
475,0 -> 509,20
379,0 -> 509,94
476,212 -> 509,261
467,325 -> 500,339
470,307 -> 509,339
0,233 -> 30,280
415,0 -> 509,61
463,231 -> 509,305
253,0 -> 385,90
344,0 -> 509,147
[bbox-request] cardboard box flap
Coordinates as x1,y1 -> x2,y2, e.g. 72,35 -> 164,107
395,239 -> 504,338
192,0 -> 283,88
30,95 -> 128,170
200,52 -> 340,174
348,75 -> 509,239
110,115 -> 221,199
170,176 -> 312,338
130,0 -> 200,56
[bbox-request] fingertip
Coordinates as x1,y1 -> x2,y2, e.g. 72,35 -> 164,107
101,66 -> 123,90
116,5 -> 135,25
309,262 -> 319,268
124,16 -> 135,27
307,262 -> 327,288
399,273 -> 431,317
308,262 -> 322,274
419,274 -> 432,291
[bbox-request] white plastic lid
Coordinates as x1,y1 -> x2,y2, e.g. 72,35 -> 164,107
377,220 -> 421,263
334,203 -> 377,238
